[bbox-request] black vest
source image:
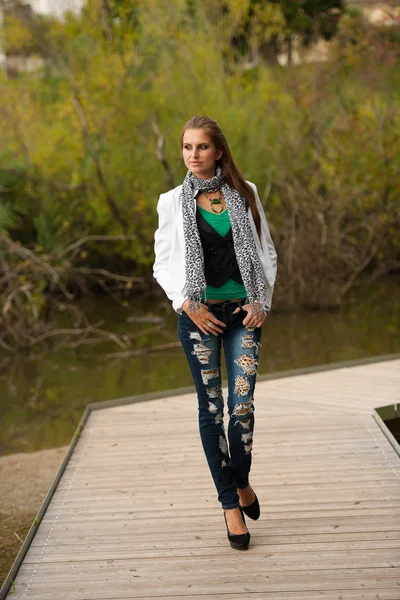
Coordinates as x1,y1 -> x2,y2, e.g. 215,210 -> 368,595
196,209 -> 243,288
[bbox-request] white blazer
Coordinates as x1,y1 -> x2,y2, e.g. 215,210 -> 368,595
153,181 -> 277,313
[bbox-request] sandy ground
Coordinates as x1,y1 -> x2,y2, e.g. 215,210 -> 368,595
0,446 -> 69,586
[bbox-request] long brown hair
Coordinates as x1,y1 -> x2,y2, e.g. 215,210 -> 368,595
180,115 -> 262,241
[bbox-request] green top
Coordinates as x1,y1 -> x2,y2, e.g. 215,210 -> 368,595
197,205 -> 246,300
197,205 -> 231,236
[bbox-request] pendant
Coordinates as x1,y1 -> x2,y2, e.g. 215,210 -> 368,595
210,199 -> 224,214
202,189 -> 225,213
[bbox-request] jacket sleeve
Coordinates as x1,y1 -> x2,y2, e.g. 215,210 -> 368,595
153,193 -> 187,312
247,182 -> 278,310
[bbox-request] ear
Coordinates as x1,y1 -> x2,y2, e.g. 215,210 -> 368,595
216,149 -> 223,160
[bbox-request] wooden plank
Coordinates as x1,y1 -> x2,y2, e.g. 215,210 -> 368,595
7,574 -> 400,599
29,519 -> 400,538
19,549 -> 400,568
83,594 -> 400,600
41,509 -> 400,525
28,529 -> 400,548
43,494 -> 400,511
47,478 -> 400,494
50,468 -> 399,481
44,495 -> 400,509
40,493 -> 400,508
12,568 -> 400,586
53,461 -> 397,477
23,541 -> 400,562
88,594 -> 400,600
6,588 -> 400,600
14,562 -> 400,583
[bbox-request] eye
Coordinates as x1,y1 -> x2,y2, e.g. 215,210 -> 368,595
183,144 -> 191,149
201,145 -> 208,149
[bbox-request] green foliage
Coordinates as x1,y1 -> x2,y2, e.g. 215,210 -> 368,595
0,164 -> 31,236
33,208 -> 69,255
0,202 -> 16,233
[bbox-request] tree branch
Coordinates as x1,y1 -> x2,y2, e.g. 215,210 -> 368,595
60,234 -> 136,258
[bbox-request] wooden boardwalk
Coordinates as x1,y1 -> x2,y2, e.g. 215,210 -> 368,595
4,359 -> 400,599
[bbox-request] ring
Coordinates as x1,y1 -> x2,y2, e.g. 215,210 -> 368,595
207,321 -> 214,328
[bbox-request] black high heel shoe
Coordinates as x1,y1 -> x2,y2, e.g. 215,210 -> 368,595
240,493 -> 260,521
224,508 -> 250,550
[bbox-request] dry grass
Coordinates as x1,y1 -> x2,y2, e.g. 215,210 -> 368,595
0,446 -> 68,585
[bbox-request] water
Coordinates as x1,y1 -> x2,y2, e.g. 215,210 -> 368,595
1,278 -> 399,457
375,404 -> 400,446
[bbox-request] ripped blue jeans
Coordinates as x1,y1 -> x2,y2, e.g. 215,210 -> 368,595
178,300 -> 262,510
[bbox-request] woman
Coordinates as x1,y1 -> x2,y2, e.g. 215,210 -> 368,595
153,116 -> 277,550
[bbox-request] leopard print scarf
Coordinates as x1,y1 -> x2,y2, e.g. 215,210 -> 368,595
181,167 -> 268,316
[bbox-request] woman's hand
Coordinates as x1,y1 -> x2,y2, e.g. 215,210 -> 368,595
233,302 -> 266,328
181,299 -> 226,336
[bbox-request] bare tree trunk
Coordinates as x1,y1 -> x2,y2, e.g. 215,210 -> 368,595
72,93 -> 128,233
312,12 -> 320,44
287,35 -> 292,66
152,119 -> 175,190
99,0 -> 114,47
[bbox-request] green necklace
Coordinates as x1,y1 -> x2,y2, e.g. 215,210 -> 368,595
202,190 -> 225,214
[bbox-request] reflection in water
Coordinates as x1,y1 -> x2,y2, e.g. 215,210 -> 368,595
0,278 -> 399,456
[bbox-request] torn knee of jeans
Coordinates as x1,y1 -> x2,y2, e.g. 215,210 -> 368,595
206,384 -> 222,399
232,399 -> 254,423
208,400 -> 218,413
243,442 -> 253,454
234,375 -> 251,396
201,367 -> 219,385
241,431 -> 253,444
234,354 -> 258,376
191,342 -> 213,365
241,430 -> 253,453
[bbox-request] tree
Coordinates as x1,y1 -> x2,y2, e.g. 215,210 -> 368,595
255,0 -> 344,64
1,1 -> 39,57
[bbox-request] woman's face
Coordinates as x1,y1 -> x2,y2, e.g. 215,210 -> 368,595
182,128 -> 223,179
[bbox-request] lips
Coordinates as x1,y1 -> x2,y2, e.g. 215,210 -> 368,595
191,162 -> 201,165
